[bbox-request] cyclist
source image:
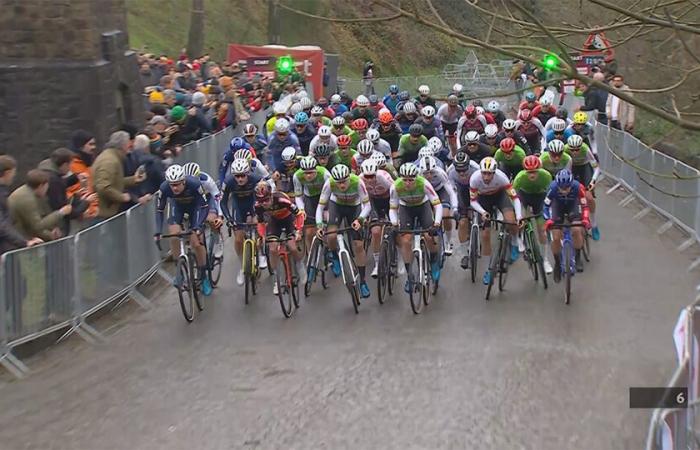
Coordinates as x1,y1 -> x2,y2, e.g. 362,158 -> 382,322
469,157 -> 523,285
376,110 -> 402,156
447,152 -> 480,269
415,105 -> 444,141
273,147 -> 300,194
540,140 -> 572,177
516,109 -> 546,155
310,106 -> 333,128
519,91 -> 539,112
532,96 -> 556,126
480,124 -> 500,154
316,164 -> 372,298
331,115 -> 352,138
351,95 -> 376,122
316,97 -> 336,119
566,134 -> 601,240
243,123 -> 268,165
396,123 -> 427,166
418,146 -> 444,170
371,151 -> 398,180
486,100 -> 506,128
427,136 -> 451,166
365,127 -> 392,159
437,95 -> 464,154
543,169 -> 591,280
265,102 -> 288,137
221,159 -> 268,285
368,94 -> 386,116
311,143 -> 340,170
293,155 -> 331,250
569,111 -> 598,158
330,94 -> 349,116
182,162 -> 225,258
232,148 -> 269,180
415,85 -> 436,109
334,134 -> 357,168
351,139 -> 377,174
545,118 -> 574,144
382,84 -> 401,115
359,159 -> 394,278
349,118 -> 369,147
512,155 -> 554,273
268,118 -> 301,175
219,136 -> 254,185
545,107 -> 571,132
255,182 -> 305,295
389,163 -> 443,291
395,102 -> 419,134
293,112 -> 317,156
155,164 -> 213,295
494,137 -> 526,180
310,125 -> 338,155
395,90 -> 415,114
456,130 -> 492,165
457,105 -> 487,144
476,106 -> 495,125
418,155 -> 458,257
499,119 -> 532,155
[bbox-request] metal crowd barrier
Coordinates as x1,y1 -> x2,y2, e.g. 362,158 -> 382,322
0,125 -> 240,379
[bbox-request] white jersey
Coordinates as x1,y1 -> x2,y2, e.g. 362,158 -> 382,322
199,172 -> 223,216
373,138 -> 392,158
360,169 -> 393,199
469,169 -> 522,218
447,161 -> 480,188
436,103 -> 463,124
250,158 -> 269,180
422,166 -> 458,208
310,135 -> 338,154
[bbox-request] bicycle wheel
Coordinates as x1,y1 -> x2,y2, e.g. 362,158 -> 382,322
408,250 -> 423,314
498,234 -> 510,292
207,232 -> 223,287
176,257 -> 194,322
470,225 -> 479,283
340,251 -> 360,314
532,233 -> 548,289
377,239 -> 390,304
524,226 -> 538,281
276,257 -> 294,318
291,258 -> 301,309
304,237 -> 322,297
564,243 -> 572,305
189,251 -> 204,311
421,240 -> 432,306
583,230 -> 591,262
484,246 -> 498,301
387,242 -> 397,296
242,240 -> 253,305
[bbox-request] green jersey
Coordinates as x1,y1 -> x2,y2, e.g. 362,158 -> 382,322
397,135 -> 428,163
513,169 -> 552,194
540,152 -> 572,177
293,166 -> 330,198
334,149 -> 357,168
494,146 -> 526,168
392,176 -> 439,207
565,143 -> 597,167
349,131 -> 366,147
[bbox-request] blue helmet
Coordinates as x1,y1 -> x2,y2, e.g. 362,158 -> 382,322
398,90 -> 410,101
525,91 -> 536,102
555,169 -> 573,187
294,111 -> 309,125
229,137 -> 246,151
389,84 -> 399,94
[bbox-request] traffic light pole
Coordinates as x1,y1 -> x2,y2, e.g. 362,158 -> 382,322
268,0 -> 281,44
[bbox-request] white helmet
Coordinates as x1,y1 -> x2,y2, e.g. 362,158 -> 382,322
274,118 -> 290,133
299,155 -> 318,170
419,155 -> 438,172
357,139 -> 374,155
182,162 -> 200,177
418,146 -> 435,159
428,136 -> 443,151
289,102 -> 303,115
480,157 -> 498,173
403,102 -> 416,114
330,94 -> 341,103
484,124 -> 499,139
502,119 -> 517,131
422,105 -> 435,117
311,106 -> 324,116
318,125 -> 332,137
399,162 -> 420,178
299,97 -> 313,109
281,146 -> 297,161
272,102 -> 286,115
486,100 -> 500,113
361,159 -> 378,176
230,158 -> 250,175
233,149 -> 253,161
476,106 -> 485,116
331,164 -> 350,181
165,164 -> 185,183
465,130 -> 480,143
331,116 -> 345,127
366,128 -> 380,143
418,85 -> 430,95
567,134 -> 584,148
547,140 -> 565,154
356,95 -> 370,107
552,118 -> 567,132
452,83 -> 463,93
371,151 -> 387,168
540,96 -> 552,107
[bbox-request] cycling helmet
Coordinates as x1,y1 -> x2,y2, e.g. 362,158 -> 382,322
573,111 -> 588,125
330,94 -> 341,103
422,105 -> 435,117
547,140 -> 565,154
281,146 -> 297,161
499,137 -> 516,153
551,118 -> 567,132
274,118 -> 290,133
230,158 -> 250,175
453,151 -> 470,169
475,106 -> 485,116
366,128 -> 380,143
369,94 -> 379,105
567,134 -> 584,148
418,146 -> 435,159
524,91 -> 536,102
243,123 -> 258,136
486,100 -> 500,113
331,164 -> 350,181
472,99 -> 483,107
556,107 -> 569,120
356,95 -> 370,107
379,110 -> 394,124
555,169 -> 574,187
299,97 -> 313,110
464,104 -> 476,118
371,152 -> 387,168
540,96 -> 552,107
447,95 -> 459,106
403,102 -> 417,114
361,159 -> 378,176
519,108 -> 532,121
389,84 -> 399,94
452,83 -> 463,93
318,125 -> 332,137
182,162 -> 200,177
398,90 -> 410,101
484,124 -> 499,139
229,136 -> 246,151
464,130 -> 480,144
331,116 -> 345,127
337,134 -> 352,147
310,106 -> 324,116
399,163 -> 419,178
523,155 -> 541,171
314,143 -> 331,157
480,157 -> 498,173
409,123 -> 423,136
289,102 -> 303,116
352,118 -> 368,130
418,155 -> 438,172
272,102 -> 286,115
357,139 -> 374,155
502,119 -> 517,131
233,149 -> 253,161
299,155 -> 317,171
255,182 -> 271,200
418,85 -> 430,95
294,112 -> 309,125
428,136 -> 443,151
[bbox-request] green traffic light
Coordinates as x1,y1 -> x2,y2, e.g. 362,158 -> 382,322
277,55 -> 294,75
542,53 -> 560,70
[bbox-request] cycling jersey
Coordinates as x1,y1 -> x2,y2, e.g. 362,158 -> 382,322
512,169 -> 552,194
309,135 -> 338,155
516,118 -> 546,153
220,173 -> 263,224
540,152 -> 573,177
249,158 -> 270,180
293,123 -> 317,156
330,103 -> 349,116
469,170 -> 522,219
532,105 -> 556,125
496,131 -> 531,154
198,172 -> 223,216
543,180 -> 590,223
351,108 -> 376,122
219,141 -> 255,184
156,176 -> 209,231
382,94 -> 400,114
414,117 -> 444,141
568,123 -> 597,155
315,174 -> 371,225
256,191 -> 304,238
457,116 -> 488,143
396,112 -> 419,134
455,143 -> 493,165
334,148 -> 358,169
276,159 -> 300,194
351,152 -> 374,174
396,134 -> 428,164
293,166 -> 330,199
348,130 -> 367,147
447,161 -> 480,189
360,169 -> 394,198
414,96 -> 437,109
331,125 -> 353,137
422,167 -> 458,208
494,146 -> 527,178
371,138 -> 392,158
545,128 -> 574,144
565,142 -> 598,168
436,104 -> 464,125
376,122 -> 402,153
389,176 -> 443,226
268,132 -> 301,173
519,100 -> 539,111
565,143 -> 600,186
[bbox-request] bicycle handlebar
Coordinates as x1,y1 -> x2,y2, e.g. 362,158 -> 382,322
549,222 -> 586,230
160,231 -> 195,239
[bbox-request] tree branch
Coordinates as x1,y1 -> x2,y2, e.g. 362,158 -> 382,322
588,0 -> 700,34
663,7 -> 700,65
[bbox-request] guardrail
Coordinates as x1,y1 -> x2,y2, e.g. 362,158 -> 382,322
0,125 -> 238,379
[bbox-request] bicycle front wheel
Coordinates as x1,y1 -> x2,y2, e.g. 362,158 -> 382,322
524,227 -> 538,281
340,251 -> 359,314
276,258 -> 294,318
304,237 -> 322,297
421,240 -> 432,306
208,232 -> 223,287
377,239 -> 390,304
176,257 -> 194,322
470,225 -> 479,283
242,240 -> 254,305
564,243 -> 572,305
498,234 -> 510,292
387,242 -> 397,296
409,251 -> 423,314
189,251 -> 204,311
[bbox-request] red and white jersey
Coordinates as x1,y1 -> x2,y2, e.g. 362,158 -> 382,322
469,169 -> 513,196
360,169 -> 394,199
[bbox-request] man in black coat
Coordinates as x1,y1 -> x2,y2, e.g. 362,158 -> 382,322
0,156 -> 43,253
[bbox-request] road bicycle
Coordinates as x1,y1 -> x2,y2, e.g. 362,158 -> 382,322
203,224 -> 223,287
521,214 -> 548,289
158,231 -> 204,322
230,223 -> 260,305
369,220 -> 398,304
468,208 -> 482,283
304,227 -> 330,297
484,217 -> 516,301
322,227 -> 361,314
397,219 -> 433,314
266,234 -> 301,318
431,216 -> 456,294
550,218 -> 587,305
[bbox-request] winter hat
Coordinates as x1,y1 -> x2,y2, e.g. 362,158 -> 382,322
149,90 -> 165,104
170,105 -> 186,122
70,129 -> 94,152
192,91 -> 206,106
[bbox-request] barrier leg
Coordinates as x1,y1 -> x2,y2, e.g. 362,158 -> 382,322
633,207 -> 652,220
57,316 -> 105,345
657,221 -> 674,235
677,238 -> 696,252
0,346 -> 28,379
619,193 -> 636,207
689,257 -> 700,272
606,182 -> 621,195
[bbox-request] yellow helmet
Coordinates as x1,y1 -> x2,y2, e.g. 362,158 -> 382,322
573,111 -> 588,125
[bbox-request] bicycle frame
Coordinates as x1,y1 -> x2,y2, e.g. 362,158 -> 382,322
336,231 -> 359,287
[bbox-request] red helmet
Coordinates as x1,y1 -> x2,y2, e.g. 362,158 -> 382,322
464,104 -> 476,118
523,155 -> 541,171
499,137 -> 516,153
255,182 -> 272,200
337,134 -> 352,146
379,111 -> 394,125
352,118 -> 368,130
519,108 -> 532,121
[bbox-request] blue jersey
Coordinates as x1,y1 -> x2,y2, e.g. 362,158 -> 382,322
219,141 -> 254,184
330,104 -> 348,116
292,123 -> 317,156
383,95 -> 400,115
543,180 -> 584,220
545,128 -> 574,144
220,173 -> 262,222
156,176 -> 209,231
267,132 -> 301,173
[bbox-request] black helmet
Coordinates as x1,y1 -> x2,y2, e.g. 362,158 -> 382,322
453,151 -> 470,169
369,94 -> 379,105
556,107 -> 569,120
409,123 -> 423,136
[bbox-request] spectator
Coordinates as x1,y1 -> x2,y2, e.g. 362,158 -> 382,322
8,169 -> 72,241
362,60 -> 375,96
131,134 -> 165,195
92,131 -> 147,220
0,156 -> 43,253
579,72 -> 609,124
606,74 -> 635,132
67,130 -> 100,220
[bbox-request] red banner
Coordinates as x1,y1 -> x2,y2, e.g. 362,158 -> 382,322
228,44 -> 325,98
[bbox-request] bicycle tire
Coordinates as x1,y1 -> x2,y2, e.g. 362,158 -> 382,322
387,242 -> 397,296
291,259 -> 301,309
377,239 -> 390,304
276,257 -> 294,318
470,225 -> 479,283
304,237 -> 322,297
242,241 -> 253,305
531,233 -> 548,289
524,226 -> 538,282
207,232 -> 223,287
421,240 -> 432,306
498,234 -> 510,292
189,251 -> 204,311
340,251 -> 360,314
564,243 -> 572,305
484,247 -> 498,301
408,250 -> 423,314
176,257 -> 194,322
583,230 -> 591,262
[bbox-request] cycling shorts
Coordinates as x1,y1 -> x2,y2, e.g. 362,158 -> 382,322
550,199 -> 582,224
435,186 -> 452,209
456,184 -> 471,217
476,191 -> 514,228
266,215 -> 297,239
398,202 -> 434,230
327,201 -> 362,241
303,195 -> 320,225
572,164 -> 593,187
232,197 -> 256,225
441,121 -> 458,135
517,190 -> 546,216
168,202 -> 208,227
369,196 -> 390,220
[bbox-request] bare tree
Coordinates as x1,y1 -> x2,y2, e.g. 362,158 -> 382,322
186,0 -> 205,58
